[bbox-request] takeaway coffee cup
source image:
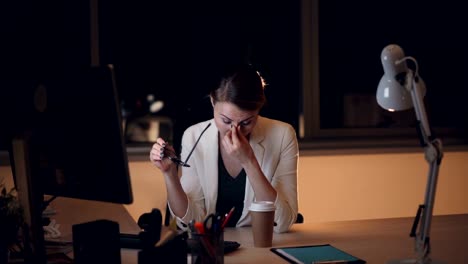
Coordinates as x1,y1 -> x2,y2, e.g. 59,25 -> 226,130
249,201 -> 276,247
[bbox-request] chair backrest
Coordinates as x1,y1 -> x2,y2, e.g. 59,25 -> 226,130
296,213 -> 304,224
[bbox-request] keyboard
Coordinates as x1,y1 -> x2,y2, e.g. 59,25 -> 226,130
223,240 -> 241,254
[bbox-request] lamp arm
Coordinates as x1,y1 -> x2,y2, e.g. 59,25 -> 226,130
407,70 -> 432,142
406,70 -> 444,263
417,141 -> 443,262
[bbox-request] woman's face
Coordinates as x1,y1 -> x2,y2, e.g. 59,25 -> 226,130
213,102 -> 259,138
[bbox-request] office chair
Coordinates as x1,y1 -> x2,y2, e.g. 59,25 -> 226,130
296,213 -> 304,224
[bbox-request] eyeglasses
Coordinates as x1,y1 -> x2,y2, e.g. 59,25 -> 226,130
168,122 -> 211,167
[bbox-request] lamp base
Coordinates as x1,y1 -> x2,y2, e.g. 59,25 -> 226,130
386,259 -> 445,264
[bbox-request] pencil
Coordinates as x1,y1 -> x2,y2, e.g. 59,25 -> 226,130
221,207 -> 235,229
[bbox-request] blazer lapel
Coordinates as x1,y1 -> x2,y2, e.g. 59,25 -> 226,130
203,121 -> 219,214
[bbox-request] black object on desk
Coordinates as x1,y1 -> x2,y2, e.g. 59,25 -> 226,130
138,231 -> 188,264
118,208 -> 188,264
120,208 -> 162,250
223,240 -> 241,254
72,219 -> 121,264
137,209 -> 162,250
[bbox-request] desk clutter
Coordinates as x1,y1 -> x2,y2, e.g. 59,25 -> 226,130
8,207 -> 241,263
68,209 -> 187,264
120,208 -> 241,264
185,206 -> 240,264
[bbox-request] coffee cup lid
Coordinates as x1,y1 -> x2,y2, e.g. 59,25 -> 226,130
249,201 -> 276,212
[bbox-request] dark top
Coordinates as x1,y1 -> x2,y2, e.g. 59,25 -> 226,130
215,150 -> 246,227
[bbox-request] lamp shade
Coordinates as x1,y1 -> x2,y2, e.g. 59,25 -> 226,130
377,73 -> 413,111
376,44 -> 425,112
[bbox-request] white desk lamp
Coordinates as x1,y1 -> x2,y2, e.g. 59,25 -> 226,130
377,44 -> 444,264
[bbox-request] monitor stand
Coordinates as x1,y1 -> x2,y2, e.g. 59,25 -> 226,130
12,136 -> 47,263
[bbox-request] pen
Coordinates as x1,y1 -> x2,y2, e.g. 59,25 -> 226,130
221,207 -> 235,229
194,221 -> 205,234
212,214 -> 223,233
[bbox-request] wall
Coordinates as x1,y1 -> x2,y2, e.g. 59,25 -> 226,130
296,150 -> 468,223
1,151 -> 467,224
123,150 -> 468,224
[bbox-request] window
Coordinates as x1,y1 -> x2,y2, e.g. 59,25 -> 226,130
300,0 -> 468,149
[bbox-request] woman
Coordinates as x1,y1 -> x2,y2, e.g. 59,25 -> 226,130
149,64 -> 298,233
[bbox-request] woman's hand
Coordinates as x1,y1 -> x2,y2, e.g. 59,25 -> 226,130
149,138 -> 177,172
150,139 -> 188,218
221,125 -> 255,165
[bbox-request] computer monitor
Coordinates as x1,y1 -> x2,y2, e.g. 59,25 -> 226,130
0,64 -> 133,262
31,65 -> 133,204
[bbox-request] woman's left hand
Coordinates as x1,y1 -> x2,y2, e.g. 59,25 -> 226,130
221,125 -> 255,164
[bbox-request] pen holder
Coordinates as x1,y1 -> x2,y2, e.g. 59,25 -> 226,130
188,231 -> 224,264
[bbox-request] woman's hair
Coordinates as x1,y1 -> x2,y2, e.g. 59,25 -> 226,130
210,64 -> 266,111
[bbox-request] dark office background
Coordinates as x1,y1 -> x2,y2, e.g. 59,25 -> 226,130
1,0 -> 467,151
1,0 -> 301,151
317,1 -> 468,131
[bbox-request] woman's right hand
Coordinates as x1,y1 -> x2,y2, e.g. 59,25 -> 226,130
149,138 -> 177,172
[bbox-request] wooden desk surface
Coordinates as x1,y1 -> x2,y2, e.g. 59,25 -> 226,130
50,198 -> 468,264
49,197 -> 141,262
50,197 -> 141,235
224,214 -> 468,263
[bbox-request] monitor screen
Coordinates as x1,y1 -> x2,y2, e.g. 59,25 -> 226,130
1,64 -> 133,205
29,65 -> 133,204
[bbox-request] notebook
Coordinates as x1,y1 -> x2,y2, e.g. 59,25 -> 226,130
271,244 -> 366,264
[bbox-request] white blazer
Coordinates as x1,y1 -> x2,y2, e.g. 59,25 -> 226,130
170,116 -> 299,233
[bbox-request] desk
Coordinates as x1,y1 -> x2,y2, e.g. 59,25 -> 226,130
49,197 -> 141,262
50,198 -> 468,264
224,215 -> 468,263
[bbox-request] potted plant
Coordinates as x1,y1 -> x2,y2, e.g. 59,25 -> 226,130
0,182 -> 24,263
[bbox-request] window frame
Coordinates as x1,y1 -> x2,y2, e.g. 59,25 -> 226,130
299,0 -> 468,151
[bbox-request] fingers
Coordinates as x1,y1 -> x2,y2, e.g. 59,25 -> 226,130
150,142 -> 164,163
231,125 -> 240,145
156,138 -> 167,147
231,125 -> 248,145
222,125 -> 242,154
225,126 -> 254,163
221,134 -> 231,153
150,138 -> 175,163
222,127 -> 234,148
